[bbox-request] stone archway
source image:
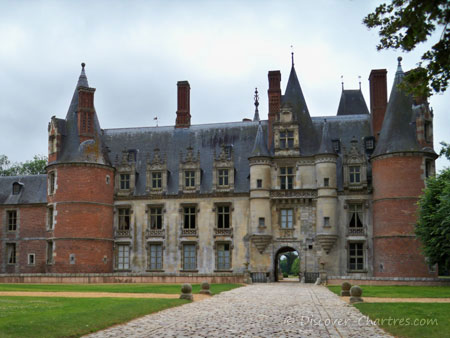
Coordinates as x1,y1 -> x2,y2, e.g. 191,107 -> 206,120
274,246 -> 300,282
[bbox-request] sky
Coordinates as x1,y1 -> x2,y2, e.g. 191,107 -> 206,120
1,0 -> 449,171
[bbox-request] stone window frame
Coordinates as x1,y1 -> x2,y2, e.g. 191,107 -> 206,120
6,242 -> 17,265
46,240 -> 54,265
347,203 -> 364,229
424,120 -> 432,142
258,217 -> 266,228
120,173 -> 130,190
215,203 -> 232,229
115,150 -> 136,197
147,204 -> 164,230
279,166 -> 295,190
273,107 -> 299,153
184,170 -> 196,188
115,242 -> 131,271
114,204 -> 133,238
324,178 -> 329,187
256,179 -> 263,188
47,205 -> 55,231
147,241 -> 164,272
214,241 -> 233,272
349,166 -> 361,184
179,146 -> 201,193
48,170 -> 57,195
182,205 -> 197,230
6,209 -> 18,232
343,138 -> 368,191
217,168 -> 229,187
279,130 -> 295,149
27,253 -> 35,265
280,208 -> 294,229
323,217 -> 330,228
347,241 -> 367,273
424,158 -> 435,179
213,144 -> 235,192
151,171 -> 163,190
180,241 -> 198,272
146,148 -> 168,195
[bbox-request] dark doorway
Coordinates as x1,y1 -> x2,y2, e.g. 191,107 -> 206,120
274,247 -> 300,282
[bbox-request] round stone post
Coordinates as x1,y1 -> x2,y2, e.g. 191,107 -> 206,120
341,282 -> 351,296
349,285 -> 363,304
199,281 -> 212,295
180,283 -> 193,301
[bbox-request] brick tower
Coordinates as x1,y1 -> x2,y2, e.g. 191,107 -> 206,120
46,63 -> 114,273
371,58 -> 438,277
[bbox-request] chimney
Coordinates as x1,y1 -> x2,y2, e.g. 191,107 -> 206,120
267,70 -> 281,149
175,81 -> 191,128
369,69 -> 387,141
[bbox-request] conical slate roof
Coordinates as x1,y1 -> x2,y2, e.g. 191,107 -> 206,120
317,119 -> 334,154
337,89 -> 369,115
250,122 -> 270,157
52,64 -> 109,165
282,65 -> 318,155
372,58 -> 421,157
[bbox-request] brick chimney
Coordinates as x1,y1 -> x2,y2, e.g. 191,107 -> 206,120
267,70 -> 281,149
175,81 -> 191,128
369,69 -> 387,141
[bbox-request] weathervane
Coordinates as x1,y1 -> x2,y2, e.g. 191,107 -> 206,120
291,45 -> 294,67
154,116 -> 158,127
253,88 -> 260,122
358,75 -> 362,90
341,75 -> 344,90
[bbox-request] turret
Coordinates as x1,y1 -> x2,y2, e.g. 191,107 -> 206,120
46,63 -> 114,273
371,57 -> 438,277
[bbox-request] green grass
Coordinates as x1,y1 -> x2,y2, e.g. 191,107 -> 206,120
354,303 -> 448,338
327,285 -> 450,298
0,296 -> 188,338
0,283 -> 242,295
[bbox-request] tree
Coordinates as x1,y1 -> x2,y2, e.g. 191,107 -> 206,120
0,155 -> 47,176
363,0 -> 450,97
291,257 -> 300,276
415,143 -> 450,273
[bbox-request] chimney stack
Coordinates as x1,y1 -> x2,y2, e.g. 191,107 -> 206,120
369,69 -> 387,141
175,81 -> 191,128
267,70 -> 281,149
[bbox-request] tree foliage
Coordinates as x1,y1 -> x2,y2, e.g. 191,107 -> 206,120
416,143 -> 450,272
291,257 -> 300,276
363,0 -> 450,97
0,155 -> 47,176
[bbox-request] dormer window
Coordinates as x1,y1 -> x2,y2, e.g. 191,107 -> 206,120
120,174 -> 130,190
364,137 -> 375,151
151,172 -> 162,189
12,183 -> 22,195
218,169 -> 229,187
213,144 -> 235,192
184,170 -> 195,188
115,150 -> 136,196
280,131 -> 294,149
146,148 -> 168,194
332,140 -> 340,152
349,166 -> 361,184
179,147 -> 201,193
424,121 -> 432,142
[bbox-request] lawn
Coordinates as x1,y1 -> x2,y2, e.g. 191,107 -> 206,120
0,283 -> 242,295
0,296 -> 188,338
354,303 -> 449,338
327,285 -> 450,298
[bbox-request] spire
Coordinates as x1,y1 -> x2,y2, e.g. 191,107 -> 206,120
318,119 -> 334,154
253,88 -> 260,121
250,122 -> 270,157
373,57 -> 420,157
77,62 -> 89,88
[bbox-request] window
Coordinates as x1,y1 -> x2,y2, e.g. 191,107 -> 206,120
117,244 -> 130,270
185,170 -> 195,188
349,166 -> 361,184
217,205 -> 230,229
425,160 -> 433,178
365,138 -> 374,150
324,217 -> 330,227
332,140 -> 340,152
47,241 -> 53,264
324,178 -> 329,187
6,243 -> 16,264
280,167 -> 294,189
348,242 -> 364,271
120,174 -> 130,190
148,244 -> 163,270
183,244 -> 196,270
7,210 -> 17,231
348,204 -> 363,228
183,207 -> 196,229
28,253 -> 35,265
48,172 -> 56,194
149,207 -> 163,229
280,130 -> 294,149
118,208 -> 130,230
218,169 -> 229,187
281,209 -> 293,228
258,217 -> 265,227
12,183 -> 21,195
217,243 -> 231,270
424,121 -> 432,142
151,172 -> 162,189
47,207 -> 54,230
257,179 -> 262,188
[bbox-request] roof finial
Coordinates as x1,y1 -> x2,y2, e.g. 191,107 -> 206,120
397,56 -> 402,66
81,62 -> 85,71
291,45 -> 294,67
358,75 -> 361,90
253,87 -> 260,122
341,75 -> 344,90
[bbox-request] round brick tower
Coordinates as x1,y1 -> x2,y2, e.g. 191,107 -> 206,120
46,64 -> 114,273
371,58 -> 437,277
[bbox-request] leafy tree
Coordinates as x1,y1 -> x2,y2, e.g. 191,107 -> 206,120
416,143 -> 450,273
439,141 -> 450,160
363,0 -> 450,97
291,257 -> 300,276
0,155 -> 47,176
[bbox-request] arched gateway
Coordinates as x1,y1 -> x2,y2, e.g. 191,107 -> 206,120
274,246 -> 300,282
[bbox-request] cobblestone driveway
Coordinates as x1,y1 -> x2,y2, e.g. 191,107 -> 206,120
85,283 -> 391,337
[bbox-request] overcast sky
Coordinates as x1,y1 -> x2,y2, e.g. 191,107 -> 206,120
1,0 -> 449,171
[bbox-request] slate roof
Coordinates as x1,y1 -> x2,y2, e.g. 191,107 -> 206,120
337,89 -> 370,115
317,119 -> 334,155
103,121 -> 266,195
0,175 -> 47,205
282,65 -> 318,155
250,122 -> 270,157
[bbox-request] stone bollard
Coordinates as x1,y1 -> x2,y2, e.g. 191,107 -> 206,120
199,281 -> 212,295
341,282 -> 351,296
349,285 -> 363,304
314,277 -> 321,285
180,283 -> 193,301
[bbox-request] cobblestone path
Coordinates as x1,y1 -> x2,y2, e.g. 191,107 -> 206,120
85,283 -> 391,337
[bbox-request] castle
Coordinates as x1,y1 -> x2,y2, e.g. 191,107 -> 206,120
0,57 -> 438,282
